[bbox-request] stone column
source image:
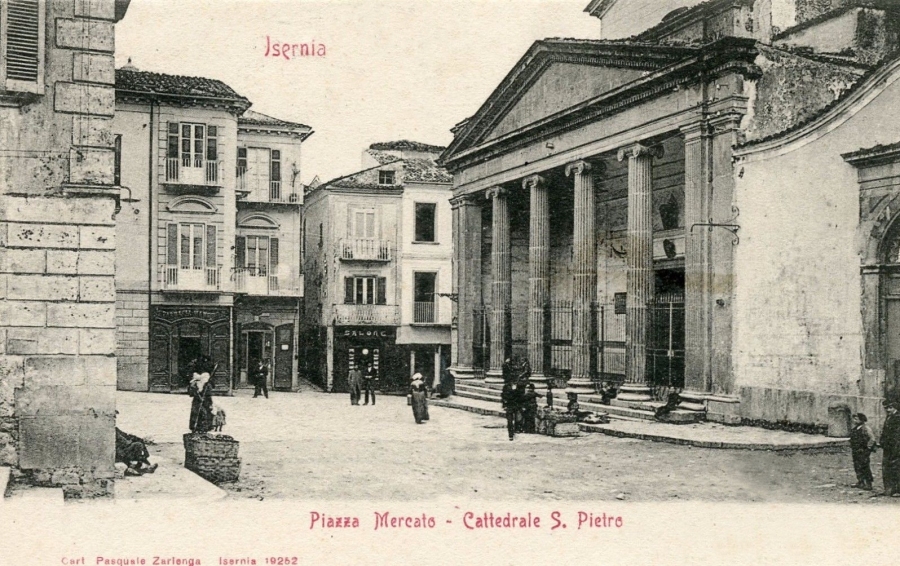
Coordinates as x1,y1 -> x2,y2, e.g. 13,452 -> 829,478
566,160 -> 597,394
449,194 -> 482,380
682,123 -> 711,393
524,174 -> 551,390
618,143 -> 663,401
486,186 -> 511,383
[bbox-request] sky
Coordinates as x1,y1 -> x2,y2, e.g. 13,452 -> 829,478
114,0 -> 603,184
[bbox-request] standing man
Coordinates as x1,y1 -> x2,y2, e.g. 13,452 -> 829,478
363,362 -> 377,406
849,412 -> 875,491
348,365 -> 362,406
501,378 -> 518,441
252,359 -> 269,399
880,401 -> 900,496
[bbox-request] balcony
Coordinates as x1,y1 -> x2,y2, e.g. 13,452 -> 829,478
334,304 -> 400,326
413,301 -> 436,324
236,170 -> 301,204
234,268 -> 304,297
159,265 -> 221,292
166,157 -> 222,188
339,239 -> 392,261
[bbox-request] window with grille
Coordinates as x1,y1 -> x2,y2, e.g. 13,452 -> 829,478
2,0 -> 46,96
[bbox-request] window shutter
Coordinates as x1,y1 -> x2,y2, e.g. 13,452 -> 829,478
377,277 -> 387,305
206,225 -> 217,267
167,123 -> 179,158
344,277 -> 354,304
269,237 -> 279,272
166,224 -> 178,265
235,236 -> 246,268
7,0 -> 41,83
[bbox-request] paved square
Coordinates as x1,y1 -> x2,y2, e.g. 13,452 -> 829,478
117,390 -> 894,503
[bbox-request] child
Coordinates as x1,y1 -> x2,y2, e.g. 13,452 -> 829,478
850,412 -> 875,490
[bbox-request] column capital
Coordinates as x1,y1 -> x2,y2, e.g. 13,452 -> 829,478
617,143 -> 664,162
485,186 -> 508,201
522,174 -> 547,191
450,192 -> 481,208
565,160 -> 592,177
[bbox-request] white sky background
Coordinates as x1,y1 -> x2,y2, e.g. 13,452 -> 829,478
115,0 -> 606,184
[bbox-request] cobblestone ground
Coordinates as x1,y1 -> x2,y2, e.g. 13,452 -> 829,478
117,390 -> 899,504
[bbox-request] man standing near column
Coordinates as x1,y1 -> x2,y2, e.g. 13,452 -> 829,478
363,362 -> 377,406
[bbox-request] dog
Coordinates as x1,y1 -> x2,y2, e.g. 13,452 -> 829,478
212,404 -> 227,432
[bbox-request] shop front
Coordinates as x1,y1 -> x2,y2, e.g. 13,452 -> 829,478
332,326 -> 406,393
149,305 -> 232,394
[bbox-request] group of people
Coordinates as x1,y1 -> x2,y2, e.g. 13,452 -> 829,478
500,358 -> 540,441
347,362 -> 378,406
851,400 -> 900,496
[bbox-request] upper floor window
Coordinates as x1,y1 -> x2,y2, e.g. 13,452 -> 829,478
166,122 -> 218,184
237,147 -> 283,201
378,170 -> 395,185
166,222 -> 216,270
414,202 -> 436,242
1,0 -> 45,97
352,209 -> 376,239
235,235 -> 279,276
344,276 -> 386,305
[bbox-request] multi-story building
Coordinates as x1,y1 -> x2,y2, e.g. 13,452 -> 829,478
112,67 -> 311,395
304,141 -> 453,393
0,0 -> 131,496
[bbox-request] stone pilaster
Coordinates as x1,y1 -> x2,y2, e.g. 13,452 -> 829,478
566,161 -> 598,394
449,194 -> 482,380
682,123 -> 711,393
524,174 -> 550,390
486,186 -> 511,383
618,143 -> 663,401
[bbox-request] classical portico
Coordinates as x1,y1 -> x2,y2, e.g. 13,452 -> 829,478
444,37 -> 750,404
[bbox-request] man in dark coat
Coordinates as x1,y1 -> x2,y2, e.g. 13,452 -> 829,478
363,363 -> 377,406
501,378 -> 519,441
348,366 -> 362,405
252,359 -> 269,399
880,401 -> 900,496
116,427 -> 157,476
849,412 -> 875,490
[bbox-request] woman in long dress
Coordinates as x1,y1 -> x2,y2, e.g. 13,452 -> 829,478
188,356 -> 216,433
410,373 -> 429,424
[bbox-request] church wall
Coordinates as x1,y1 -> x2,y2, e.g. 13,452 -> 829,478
731,71 -> 900,430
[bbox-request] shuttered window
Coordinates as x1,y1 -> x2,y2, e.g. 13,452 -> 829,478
167,223 -> 213,269
3,0 -> 45,94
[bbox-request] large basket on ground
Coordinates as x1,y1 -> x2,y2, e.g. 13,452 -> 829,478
183,433 -> 241,483
536,408 -> 580,437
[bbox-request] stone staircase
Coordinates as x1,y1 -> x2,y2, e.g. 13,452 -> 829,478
450,381 -> 705,424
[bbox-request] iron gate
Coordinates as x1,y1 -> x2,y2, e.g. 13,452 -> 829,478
647,300 -> 685,399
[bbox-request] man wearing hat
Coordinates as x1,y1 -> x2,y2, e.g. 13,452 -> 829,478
850,412 -> 876,490
880,401 -> 900,496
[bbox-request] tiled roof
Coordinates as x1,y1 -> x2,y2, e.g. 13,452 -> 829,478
403,158 -> 453,183
366,150 -> 402,165
115,69 -> 249,103
317,156 -> 451,193
239,110 -> 310,131
368,140 -> 446,153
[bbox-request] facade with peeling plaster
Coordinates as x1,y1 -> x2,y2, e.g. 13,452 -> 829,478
443,0 -> 900,432
0,0 -> 131,497
112,69 -> 312,396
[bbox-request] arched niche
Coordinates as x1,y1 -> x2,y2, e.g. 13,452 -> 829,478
166,196 -> 218,214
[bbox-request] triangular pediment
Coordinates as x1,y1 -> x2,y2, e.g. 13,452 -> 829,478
444,39 -> 696,162
486,61 -> 648,142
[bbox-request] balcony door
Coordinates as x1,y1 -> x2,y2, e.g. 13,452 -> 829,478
414,272 -> 436,323
246,148 -> 271,201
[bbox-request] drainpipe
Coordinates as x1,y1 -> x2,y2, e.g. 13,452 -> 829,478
147,99 -> 157,391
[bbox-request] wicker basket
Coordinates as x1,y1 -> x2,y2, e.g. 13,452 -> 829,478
183,433 -> 241,483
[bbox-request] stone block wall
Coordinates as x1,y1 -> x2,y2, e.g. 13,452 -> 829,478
0,0 -> 126,499
115,290 -> 150,391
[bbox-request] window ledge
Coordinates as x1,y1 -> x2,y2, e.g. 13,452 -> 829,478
412,240 -> 440,245
0,90 -> 42,108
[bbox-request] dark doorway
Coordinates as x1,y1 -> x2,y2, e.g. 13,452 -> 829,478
649,268 -> 685,397
177,336 -> 203,388
247,332 -> 265,367
274,324 -> 293,390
